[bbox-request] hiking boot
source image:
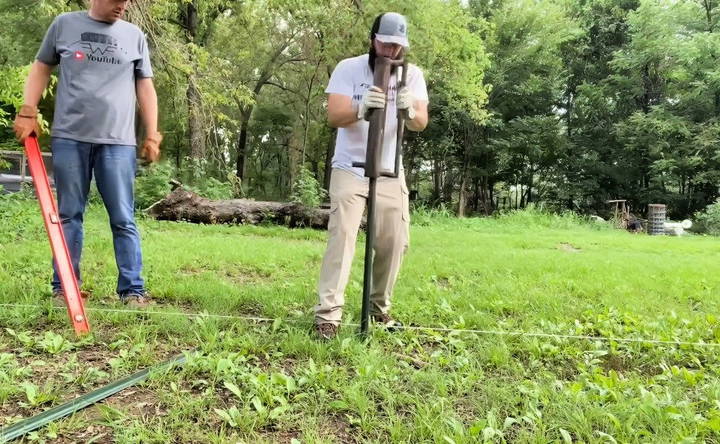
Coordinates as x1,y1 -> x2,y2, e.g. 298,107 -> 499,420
371,313 -> 403,331
52,289 -> 90,307
119,292 -> 153,308
313,323 -> 339,340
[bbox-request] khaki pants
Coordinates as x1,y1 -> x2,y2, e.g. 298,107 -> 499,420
315,168 -> 410,325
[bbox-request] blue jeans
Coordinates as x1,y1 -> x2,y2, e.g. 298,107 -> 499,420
51,138 -> 145,296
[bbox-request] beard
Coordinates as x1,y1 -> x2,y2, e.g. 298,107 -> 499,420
368,45 -> 403,74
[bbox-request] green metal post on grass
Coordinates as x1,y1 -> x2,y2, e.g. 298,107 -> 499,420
352,55 -> 408,336
0,352 -> 189,443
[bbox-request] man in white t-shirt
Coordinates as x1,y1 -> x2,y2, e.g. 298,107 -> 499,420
314,12 -> 429,340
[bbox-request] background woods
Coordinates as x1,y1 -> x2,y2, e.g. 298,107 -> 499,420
2,0 -> 720,220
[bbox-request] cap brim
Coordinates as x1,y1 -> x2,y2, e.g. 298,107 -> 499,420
375,34 -> 409,48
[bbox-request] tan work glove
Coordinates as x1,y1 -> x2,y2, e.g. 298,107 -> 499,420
357,86 -> 386,121
13,105 -> 41,143
140,132 -> 162,163
397,86 -> 416,120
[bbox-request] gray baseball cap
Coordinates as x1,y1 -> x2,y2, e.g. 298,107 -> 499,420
374,12 -> 410,48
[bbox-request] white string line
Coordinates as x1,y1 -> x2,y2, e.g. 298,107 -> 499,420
1,303 -> 718,348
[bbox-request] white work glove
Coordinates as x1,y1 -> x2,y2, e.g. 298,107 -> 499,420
397,86 -> 416,120
357,86 -> 386,121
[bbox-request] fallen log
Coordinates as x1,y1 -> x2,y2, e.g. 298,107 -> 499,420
147,187 -> 332,229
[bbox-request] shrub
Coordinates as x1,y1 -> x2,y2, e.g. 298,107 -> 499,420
410,203 -> 454,226
290,166 -> 326,208
0,188 -> 44,243
495,204 -> 602,230
693,198 -> 720,235
193,176 -> 234,200
134,162 -> 173,210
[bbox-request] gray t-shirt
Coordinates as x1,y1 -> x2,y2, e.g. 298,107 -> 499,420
36,11 -> 153,146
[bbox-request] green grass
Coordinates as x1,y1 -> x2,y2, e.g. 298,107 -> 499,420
1,196 -> 720,443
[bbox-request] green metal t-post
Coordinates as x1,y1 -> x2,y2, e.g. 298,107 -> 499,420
352,56 -> 408,336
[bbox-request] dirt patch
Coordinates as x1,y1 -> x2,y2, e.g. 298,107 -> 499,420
551,358 -> 582,380
600,354 -> 627,372
51,424 -> 115,444
89,293 -> 171,308
433,276 -> 451,289
0,340 -> 184,425
76,344 -> 115,372
100,387 -> 166,418
228,299 -> 266,317
599,355 -> 664,377
9,342 -> 112,383
179,262 -> 275,284
557,243 -> 581,253
222,266 -> 274,285
0,343 -> 115,424
319,414 -> 357,443
177,263 -> 214,276
51,388 -> 163,443
493,305 -> 521,319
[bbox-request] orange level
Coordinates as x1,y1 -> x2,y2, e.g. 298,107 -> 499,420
24,136 -> 90,335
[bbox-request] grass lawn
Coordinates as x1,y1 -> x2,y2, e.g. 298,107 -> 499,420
1,193 -> 720,443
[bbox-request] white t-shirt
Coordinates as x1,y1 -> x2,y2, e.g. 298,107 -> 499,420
326,54 -> 429,178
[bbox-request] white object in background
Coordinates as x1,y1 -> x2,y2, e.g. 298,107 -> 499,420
664,219 -> 692,235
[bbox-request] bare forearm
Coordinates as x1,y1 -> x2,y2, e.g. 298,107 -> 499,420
327,93 -> 361,128
328,108 -> 360,128
23,61 -> 53,107
136,78 -> 158,134
406,102 -> 428,132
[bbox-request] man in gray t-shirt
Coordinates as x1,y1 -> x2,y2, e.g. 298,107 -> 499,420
13,0 -> 162,307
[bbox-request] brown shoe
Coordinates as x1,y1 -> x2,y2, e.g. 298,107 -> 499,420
52,289 -> 90,307
120,292 -> 153,308
313,323 -> 339,340
371,313 -> 403,331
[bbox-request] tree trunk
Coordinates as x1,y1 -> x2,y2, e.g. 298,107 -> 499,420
703,0 -> 714,32
487,179 -> 495,215
148,187 -> 332,229
184,1 -> 206,160
288,128 -> 303,190
235,107 -> 253,180
187,78 -> 206,159
441,159 -> 453,204
479,176 -> 493,215
458,141 -> 472,217
276,150 -> 285,191
432,159 -> 442,205
323,128 -> 336,191
458,173 -> 469,217
470,177 -> 480,214
526,169 -> 533,205
405,141 -> 417,196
